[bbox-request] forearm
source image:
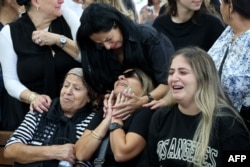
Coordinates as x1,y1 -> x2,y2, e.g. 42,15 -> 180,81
75,120 -> 110,161
4,143 -> 56,163
110,128 -> 146,162
149,84 -> 169,100
19,89 -> 38,104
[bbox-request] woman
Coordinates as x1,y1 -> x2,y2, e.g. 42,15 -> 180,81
208,0 -> 250,127
139,0 -> 161,24
137,47 -> 250,167
153,0 -> 224,51
75,68 -> 155,166
3,68 -> 96,167
77,3 -> 174,117
0,0 -> 81,130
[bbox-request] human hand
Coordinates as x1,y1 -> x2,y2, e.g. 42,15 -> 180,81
30,94 -> 52,113
54,144 -> 76,164
143,98 -> 168,110
112,88 -> 141,120
103,93 -> 110,118
32,30 -> 61,46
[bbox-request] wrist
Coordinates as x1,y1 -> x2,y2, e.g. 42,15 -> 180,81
28,92 -> 38,104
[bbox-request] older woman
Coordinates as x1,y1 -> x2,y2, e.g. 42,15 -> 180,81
208,0 -> 250,128
4,68 -> 96,167
75,68 -> 155,166
0,0 -> 81,130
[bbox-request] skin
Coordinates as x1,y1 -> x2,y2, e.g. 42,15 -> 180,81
4,74 -> 90,164
22,0 -> 80,113
172,0 -> 202,23
168,55 -> 199,115
60,74 -> 90,117
75,69 -> 146,162
90,26 -> 123,50
90,26 -> 168,117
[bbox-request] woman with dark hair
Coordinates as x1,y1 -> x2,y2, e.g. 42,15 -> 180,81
153,0 -> 224,51
76,3 -> 175,117
0,0 -> 81,130
208,0 -> 250,128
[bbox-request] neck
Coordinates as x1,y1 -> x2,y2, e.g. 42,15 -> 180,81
0,6 -> 20,25
172,10 -> 194,23
230,13 -> 250,39
178,102 -> 200,116
27,9 -> 54,30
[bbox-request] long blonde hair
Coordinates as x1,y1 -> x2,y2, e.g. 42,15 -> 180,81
167,47 -> 241,167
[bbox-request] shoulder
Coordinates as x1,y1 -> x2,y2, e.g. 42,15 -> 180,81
150,105 -> 176,126
198,13 -> 224,25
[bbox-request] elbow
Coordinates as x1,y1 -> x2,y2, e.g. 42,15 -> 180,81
75,146 -> 92,161
113,152 -> 129,162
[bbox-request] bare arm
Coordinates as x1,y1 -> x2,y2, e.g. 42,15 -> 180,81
4,143 -> 76,164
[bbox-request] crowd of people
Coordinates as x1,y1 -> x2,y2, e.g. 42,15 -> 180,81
0,0 -> 249,166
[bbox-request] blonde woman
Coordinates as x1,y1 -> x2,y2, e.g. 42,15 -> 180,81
138,47 -> 250,167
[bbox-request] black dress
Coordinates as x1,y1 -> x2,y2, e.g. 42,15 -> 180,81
0,13 -> 80,130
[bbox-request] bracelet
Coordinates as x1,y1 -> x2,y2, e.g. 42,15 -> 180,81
28,92 -> 37,104
147,93 -> 154,103
91,130 -> 103,140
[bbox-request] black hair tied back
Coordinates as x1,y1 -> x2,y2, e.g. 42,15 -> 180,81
16,0 -> 30,6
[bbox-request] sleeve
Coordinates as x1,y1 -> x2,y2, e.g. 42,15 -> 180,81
0,27 -> 27,99
86,109 -> 104,130
127,108 -> 153,139
136,108 -> 164,167
61,5 -> 82,62
139,25 -> 175,85
5,111 -> 41,147
61,5 -> 80,41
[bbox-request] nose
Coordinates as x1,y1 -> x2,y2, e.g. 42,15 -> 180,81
65,86 -> 73,95
118,75 -> 125,80
103,42 -> 111,50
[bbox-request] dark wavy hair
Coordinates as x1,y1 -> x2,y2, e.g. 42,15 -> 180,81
16,0 -> 31,10
223,0 -> 250,18
76,3 -> 138,94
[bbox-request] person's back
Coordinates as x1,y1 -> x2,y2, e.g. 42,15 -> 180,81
208,0 -> 250,129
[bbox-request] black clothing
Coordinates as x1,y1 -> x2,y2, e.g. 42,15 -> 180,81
138,105 -> 250,167
0,13 -> 80,130
6,98 -> 95,167
87,107 -> 153,167
81,24 -> 174,93
153,13 -> 225,51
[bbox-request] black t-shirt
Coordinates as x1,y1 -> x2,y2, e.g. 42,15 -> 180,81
87,107 -> 154,167
137,105 -> 250,167
153,13 -> 225,51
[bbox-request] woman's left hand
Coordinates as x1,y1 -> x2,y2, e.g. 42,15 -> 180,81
112,89 -> 143,120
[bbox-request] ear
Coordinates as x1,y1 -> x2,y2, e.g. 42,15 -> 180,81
31,0 -> 40,10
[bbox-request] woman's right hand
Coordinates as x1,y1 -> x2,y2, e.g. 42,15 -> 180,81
30,94 -> 52,113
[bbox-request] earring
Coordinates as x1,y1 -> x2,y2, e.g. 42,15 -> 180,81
36,6 -> 39,11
